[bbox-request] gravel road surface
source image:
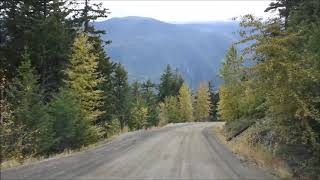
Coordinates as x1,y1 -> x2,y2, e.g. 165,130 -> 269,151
1,122 -> 276,180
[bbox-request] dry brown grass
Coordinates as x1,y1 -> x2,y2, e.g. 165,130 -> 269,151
213,126 -> 293,180
1,155 -> 49,169
1,159 -> 22,169
121,126 -> 129,133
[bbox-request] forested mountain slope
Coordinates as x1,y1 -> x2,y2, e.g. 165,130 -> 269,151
95,17 -> 239,88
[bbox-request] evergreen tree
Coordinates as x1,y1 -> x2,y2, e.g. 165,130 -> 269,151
96,47 -> 115,129
0,0 -> 125,159
7,49 -> 52,157
208,81 -> 219,121
158,64 -> 184,102
178,83 -> 193,122
64,33 -> 104,125
264,0 -> 302,27
158,65 -> 174,101
194,82 -> 211,122
48,89 -> 97,152
172,68 -> 184,95
128,80 -> 159,128
141,80 -> 159,127
130,81 -> 142,104
141,80 -> 155,102
73,0 -> 109,35
0,0 -> 76,98
128,81 -> 146,130
288,0 -> 320,26
113,63 -> 130,130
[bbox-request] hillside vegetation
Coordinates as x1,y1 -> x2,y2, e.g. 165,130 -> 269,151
218,0 -> 320,178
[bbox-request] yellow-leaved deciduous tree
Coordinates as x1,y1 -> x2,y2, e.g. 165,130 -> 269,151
178,83 -> 193,122
218,45 -> 244,122
237,14 -> 320,148
194,82 -> 211,121
238,14 -> 320,124
64,33 -> 104,123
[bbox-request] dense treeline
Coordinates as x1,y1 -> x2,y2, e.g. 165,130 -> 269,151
218,0 -> 320,177
0,0 -> 218,163
158,65 -> 219,124
0,0 -> 125,160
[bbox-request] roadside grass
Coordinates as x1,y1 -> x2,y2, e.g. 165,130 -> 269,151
1,155 -> 52,169
1,128 -> 125,169
1,125 -> 165,170
121,126 -> 130,133
1,143 -> 101,169
213,125 -> 293,180
1,159 -> 21,169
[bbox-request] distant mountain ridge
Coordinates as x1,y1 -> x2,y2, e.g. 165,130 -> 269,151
95,16 -> 240,88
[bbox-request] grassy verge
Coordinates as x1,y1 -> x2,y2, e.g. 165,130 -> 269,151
213,125 -> 293,179
1,126 -> 136,169
1,138 -> 111,169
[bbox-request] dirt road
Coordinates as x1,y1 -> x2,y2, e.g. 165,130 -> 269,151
1,122 -> 276,180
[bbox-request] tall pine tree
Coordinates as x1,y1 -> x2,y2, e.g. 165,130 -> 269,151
158,64 -> 184,102
7,49 -> 52,157
141,80 -> 159,127
113,63 -> 130,130
208,81 -> 219,121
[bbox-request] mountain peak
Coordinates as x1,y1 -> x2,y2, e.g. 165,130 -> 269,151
108,16 -> 165,23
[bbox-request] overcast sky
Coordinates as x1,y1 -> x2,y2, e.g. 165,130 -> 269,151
100,1 -> 274,23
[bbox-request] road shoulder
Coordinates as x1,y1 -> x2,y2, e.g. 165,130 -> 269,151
203,125 -> 278,179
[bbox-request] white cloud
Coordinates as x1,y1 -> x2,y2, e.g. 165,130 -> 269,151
100,1 -> 274,22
